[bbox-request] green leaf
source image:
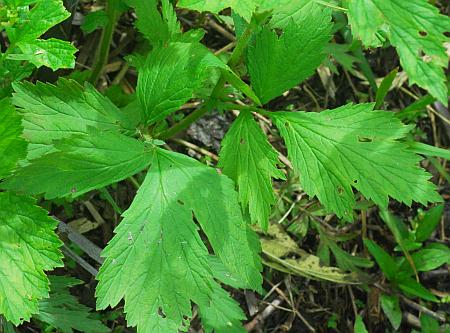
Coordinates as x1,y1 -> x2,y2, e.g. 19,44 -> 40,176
318,228 -> 373,272
375,67 -> 398,109
12,79 -> 133,160
364,239 -> 397,281
96,148 -> 261,332
400,243 -> 450,273
247,5 -> 332,104
415,204 -> 444,242
354,315 -> 368,333
9,39 -> 77,70
271,103 -> 441,220
0,99 -> 27,179
6,0 -> 71,43
408,142 -> 450,161
420,315 -> 440,333
2,130 -> 154,199
0,192 -> 63,325
177,0 -> 257,21
199,285 -> 246,333
136,42 -> 229,124
262,0 -> 325,29
81,10 -> 109,34
346,0 -> 450,105
219,111 -> 284,229
397,276 -> 438,302
128,0 -> 180,45
380,210 -> 416,273
177,0 -> 334,23
36,276 -> 109,333
380,294 -> 402,330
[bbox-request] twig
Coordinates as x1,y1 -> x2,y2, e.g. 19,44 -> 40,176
58,220 -> 104,265
400,295 -> 446,323
172,138 -> 219,161
207,16 -> 236,41
244,298 -> 283,331
83,200 -> 106,226
62,244 -> 99,277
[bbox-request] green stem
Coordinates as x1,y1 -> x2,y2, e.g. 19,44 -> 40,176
89,1 -> 120,85
158,21 -> 257,140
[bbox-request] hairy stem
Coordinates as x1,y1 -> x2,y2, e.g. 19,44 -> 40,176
158,20 -> 257,140
89,0 -> 120,85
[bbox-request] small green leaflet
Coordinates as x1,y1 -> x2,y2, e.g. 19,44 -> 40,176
219,111 -> 284,229
10,38 -> 77,70
0,192 -> 63,325
6,0 -> 70,43
271,103 -> 441,220
380,294 -> 402,330
400,243 -> 450,273
2,130 -> 154,199
354,315 -> 368,333
364,239 -> 397,281
81,10 -> 109,34
346,0 -> 450,105
12,79 -> 133,160
96,148 -> 261,333
247,5 -> 332,104
35,276 -> 109,333
0,99 -> 27,179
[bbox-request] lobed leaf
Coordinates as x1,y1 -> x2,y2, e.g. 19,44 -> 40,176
2,130 -> 155,199
12,79 -> 134,160
96,148 -> 261,332
247,5 -> 332,104
11,39 -> 77,71
219,110 -> 284,229
198,285 -> 247,333
6,0 -> 70,43
0,192 -> 63,325
177,0 -> 257,21
346,0 -> 450,105
128,0 -> 180,45
136,42 -> 229,124
272,103 -> 441,220
36,276 -> 109,333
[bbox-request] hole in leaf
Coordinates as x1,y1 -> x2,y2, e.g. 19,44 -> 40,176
70,187 -> 77,193
240,138 -> 245,144
418,30 -> 427,37
418,49 -> 432,62
158,307 -> 167,318
177,199 -> 185,206
358,136 -> 372,143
